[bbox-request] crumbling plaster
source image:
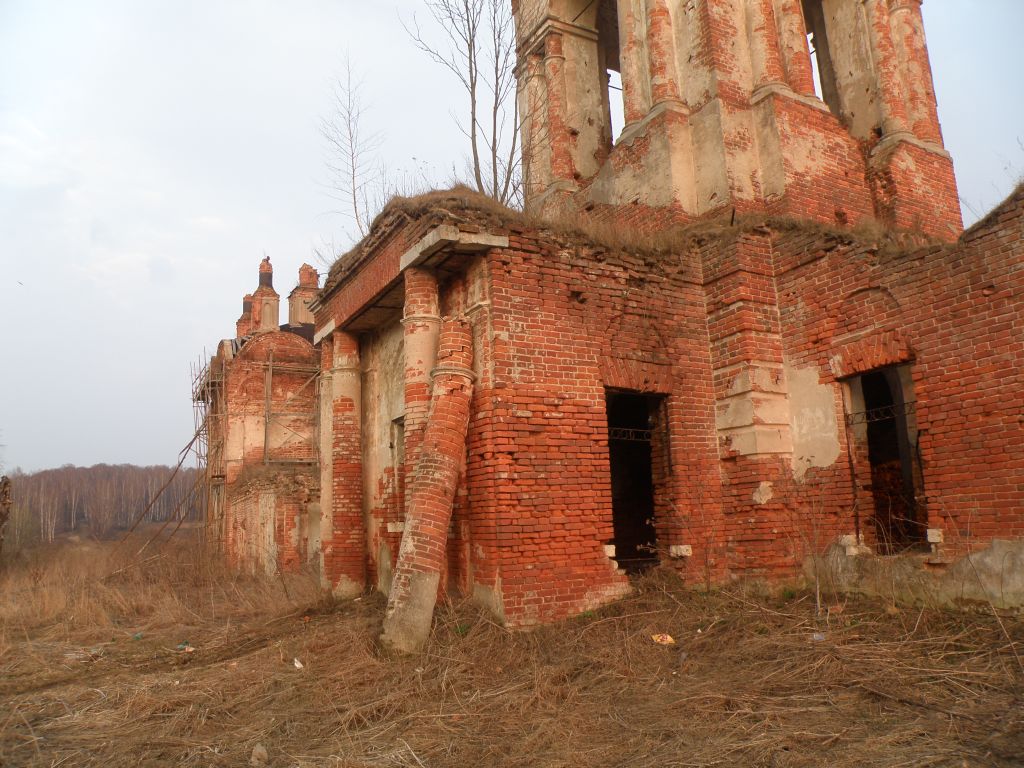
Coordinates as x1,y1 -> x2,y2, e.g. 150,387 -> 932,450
809,540 -> 1024,612
360,321 -> 406,593
516,0 -> 961,238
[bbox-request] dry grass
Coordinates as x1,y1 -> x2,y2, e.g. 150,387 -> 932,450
324,184 -> 955,295
1,539 -> 1021,767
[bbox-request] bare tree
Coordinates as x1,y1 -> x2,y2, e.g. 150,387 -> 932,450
321,57 -> 384,239
406,0 -> 521,207
3,464 -> 203,550
0,476 -> 11,558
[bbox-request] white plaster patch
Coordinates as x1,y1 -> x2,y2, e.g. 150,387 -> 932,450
828,355 -> 845,378
257,492 -> 277,577
752,481 -> 774,505
786,365 -> 841,480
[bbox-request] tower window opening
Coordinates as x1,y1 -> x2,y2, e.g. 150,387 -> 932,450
807,33 -> 824,101
801,0 -> 841,116
596,0 -> 625,146
608,69 -> 625,141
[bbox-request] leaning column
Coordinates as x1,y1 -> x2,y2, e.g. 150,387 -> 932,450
382,318 -> 475,653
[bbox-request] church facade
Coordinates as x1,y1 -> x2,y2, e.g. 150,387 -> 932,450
200,0 -> 1024,651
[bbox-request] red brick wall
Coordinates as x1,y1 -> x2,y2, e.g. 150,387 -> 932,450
306,184 -> 1020,625
476,186 -> 1021,605
464,227 -> 724,624
773,186 -> 1024,557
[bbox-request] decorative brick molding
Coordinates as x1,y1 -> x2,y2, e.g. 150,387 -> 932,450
828,330 -> 914,379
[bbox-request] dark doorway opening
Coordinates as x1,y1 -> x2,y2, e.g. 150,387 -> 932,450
606,390 -> 661,573
854,367 -> 925,553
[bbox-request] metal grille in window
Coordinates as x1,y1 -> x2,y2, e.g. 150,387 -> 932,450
845,401 -> 916,426
609,427 -> 653,442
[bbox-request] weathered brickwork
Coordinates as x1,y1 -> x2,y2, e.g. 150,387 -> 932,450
294,182 -> 1021,627
772,189 -> 1024,557
201,260 -> 319,577
474,230 -> 725,617
206,184 -> 1022,627
202,1 -> 1022,639
515,0 -> 961,240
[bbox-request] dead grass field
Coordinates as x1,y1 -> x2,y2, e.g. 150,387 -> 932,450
1,533 -> 1022,767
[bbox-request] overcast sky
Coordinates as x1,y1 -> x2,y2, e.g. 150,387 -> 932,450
1,1 -> 1022,473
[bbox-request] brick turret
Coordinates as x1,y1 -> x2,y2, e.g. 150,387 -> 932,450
287,263 -> 319,327
235,293 -> 254,338
252,256 -> 280,332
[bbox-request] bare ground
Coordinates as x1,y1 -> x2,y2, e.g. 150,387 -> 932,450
1,534 -> 1021,767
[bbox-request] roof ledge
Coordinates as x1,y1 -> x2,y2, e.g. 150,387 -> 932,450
399,225 -> 509,271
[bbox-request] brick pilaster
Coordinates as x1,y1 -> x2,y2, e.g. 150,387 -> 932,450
327,330 -> 365,595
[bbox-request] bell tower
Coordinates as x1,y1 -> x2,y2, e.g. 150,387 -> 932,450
513,0 -> 962,239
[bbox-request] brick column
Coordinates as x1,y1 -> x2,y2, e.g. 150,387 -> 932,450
543,31 -> 574,184
326,330 -> 365,596
748,0 -> 787,89
704,233 -> 792,461
862,0 -> 910,136
888,0 -> 942,144
521,51 -> 549,200
644,0 -> 681,105
862,0 -> 960,237
402,268 -> 441,504
703,232 -> 795,575
772,0 -> 815,96
619,0 -> 651,122
382,319 -> 475,653
314,338 -> 333,581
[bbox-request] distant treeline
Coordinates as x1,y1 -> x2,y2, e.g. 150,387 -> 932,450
3,464 -> 204,549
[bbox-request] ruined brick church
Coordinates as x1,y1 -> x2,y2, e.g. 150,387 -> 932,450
199,0 -> 1023,650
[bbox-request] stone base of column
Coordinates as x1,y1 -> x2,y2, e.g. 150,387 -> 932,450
380,570 -> 442,654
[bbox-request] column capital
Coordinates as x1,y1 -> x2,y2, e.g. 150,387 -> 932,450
402,313 -> 441,326
431,364 -> 477,384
